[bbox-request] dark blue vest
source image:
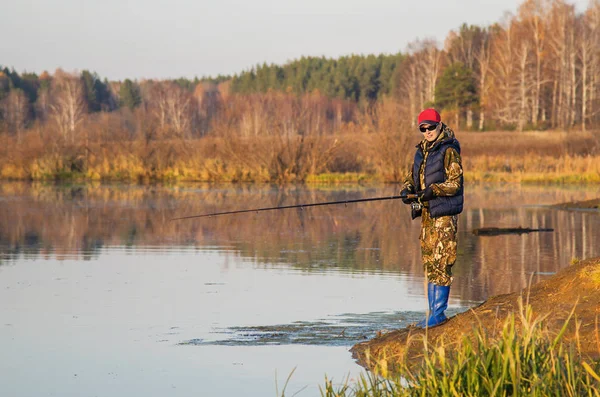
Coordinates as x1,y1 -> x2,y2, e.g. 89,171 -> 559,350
413,137 -> 464,218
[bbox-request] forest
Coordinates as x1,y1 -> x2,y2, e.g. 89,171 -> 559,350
1,0 -> 599,183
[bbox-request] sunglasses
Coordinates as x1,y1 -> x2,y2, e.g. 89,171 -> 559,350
419,123 -> 438,133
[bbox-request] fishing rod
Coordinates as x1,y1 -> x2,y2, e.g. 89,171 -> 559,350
171,193 -> 422,221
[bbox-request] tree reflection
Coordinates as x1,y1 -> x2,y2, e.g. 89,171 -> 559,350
0,182 -> 598,302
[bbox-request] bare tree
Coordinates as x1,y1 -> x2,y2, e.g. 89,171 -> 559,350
516,37 -> 532,131
546,0 -> 577,128
397,39 -> 441,126
399,57 -> 421,126
36,90 -> 50,122
49,70 -> 86,141
421,40 -> 443,105
489,17 -> 520,127
590,0 -> 600,125
518,0 -> 549,126
194,82 -> 222,136
145,81 -> 198,138
445,24 -> 487,70
475,29 -> 492,130
1,89 -> 29,142
579,0 -> 600,130
166,84 -> 195,138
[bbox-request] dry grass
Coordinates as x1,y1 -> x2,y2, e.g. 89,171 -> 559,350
0,127 -> 599,183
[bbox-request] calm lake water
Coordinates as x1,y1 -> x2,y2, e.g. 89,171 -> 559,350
1,182 -> 599,396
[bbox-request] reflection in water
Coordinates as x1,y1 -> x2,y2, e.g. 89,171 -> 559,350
1,182 -> 599,303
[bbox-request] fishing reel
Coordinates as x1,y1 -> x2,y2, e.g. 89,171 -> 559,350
411,200 -> 423,212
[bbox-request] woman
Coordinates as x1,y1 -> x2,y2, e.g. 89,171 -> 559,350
401,108 -> 464,328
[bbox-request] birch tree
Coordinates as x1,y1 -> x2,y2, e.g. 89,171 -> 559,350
146,82 -> 197,138
515,30 -> 532,131
579,0 -> 600,130
518,0 -> 549,126
475,29 -> 492,130
398,39 -> 442,126
489,19 -> 520,127
546,0 -> 577,128
49,70 -> 86,142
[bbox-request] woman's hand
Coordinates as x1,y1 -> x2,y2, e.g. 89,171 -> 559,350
417,186 -> 436,202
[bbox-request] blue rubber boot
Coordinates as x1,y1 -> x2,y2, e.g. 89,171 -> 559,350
426,284 -> 450,327
415,282 -> 435,328
415,283 -> 450,328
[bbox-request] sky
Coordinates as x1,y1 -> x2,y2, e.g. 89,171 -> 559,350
0,0 -> 592,81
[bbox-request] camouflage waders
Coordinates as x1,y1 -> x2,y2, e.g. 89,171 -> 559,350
420,207 -> 458,287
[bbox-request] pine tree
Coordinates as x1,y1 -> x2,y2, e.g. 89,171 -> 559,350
435,62 -> 478,126
81,71 -> 99,112
81,71 -> 112,112
227,53 -> 404,102
119,79 -> 141,110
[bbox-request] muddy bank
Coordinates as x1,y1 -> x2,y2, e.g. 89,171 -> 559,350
350,257 -> 600,371
552,198 -> 600,210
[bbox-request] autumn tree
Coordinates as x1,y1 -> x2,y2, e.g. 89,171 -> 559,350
517,0 -> 548,127
445,24 -> 489,128
488,18 -> 520,129
393,40 -> 443,126
35,71 -> 52,121
579,0 -> 600,130
1,89 -> 29,141
4,0 -> 600,138
144,81 -> 198,138
546,0 -> 578,128
474,29 -> 492,130
193,82 -> 222,136
49,70 -> 86,141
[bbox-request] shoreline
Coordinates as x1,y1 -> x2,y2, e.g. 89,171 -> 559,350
350,255 -> 600,374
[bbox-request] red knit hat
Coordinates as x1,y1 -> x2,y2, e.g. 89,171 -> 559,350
418,108 -> 441,126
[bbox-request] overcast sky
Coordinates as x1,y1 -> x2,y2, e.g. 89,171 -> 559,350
0,0 -> 591,81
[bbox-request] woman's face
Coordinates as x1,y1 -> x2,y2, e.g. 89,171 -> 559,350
421,123 -> 441,142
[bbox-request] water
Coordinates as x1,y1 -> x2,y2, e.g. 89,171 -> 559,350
1,182 -> 599,396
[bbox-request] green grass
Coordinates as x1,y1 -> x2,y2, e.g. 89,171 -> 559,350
318,302 -> 600,397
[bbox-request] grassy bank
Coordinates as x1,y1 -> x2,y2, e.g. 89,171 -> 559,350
1,130 -> 599,184
318,303 -> 600,396
345,256 -> 600,396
